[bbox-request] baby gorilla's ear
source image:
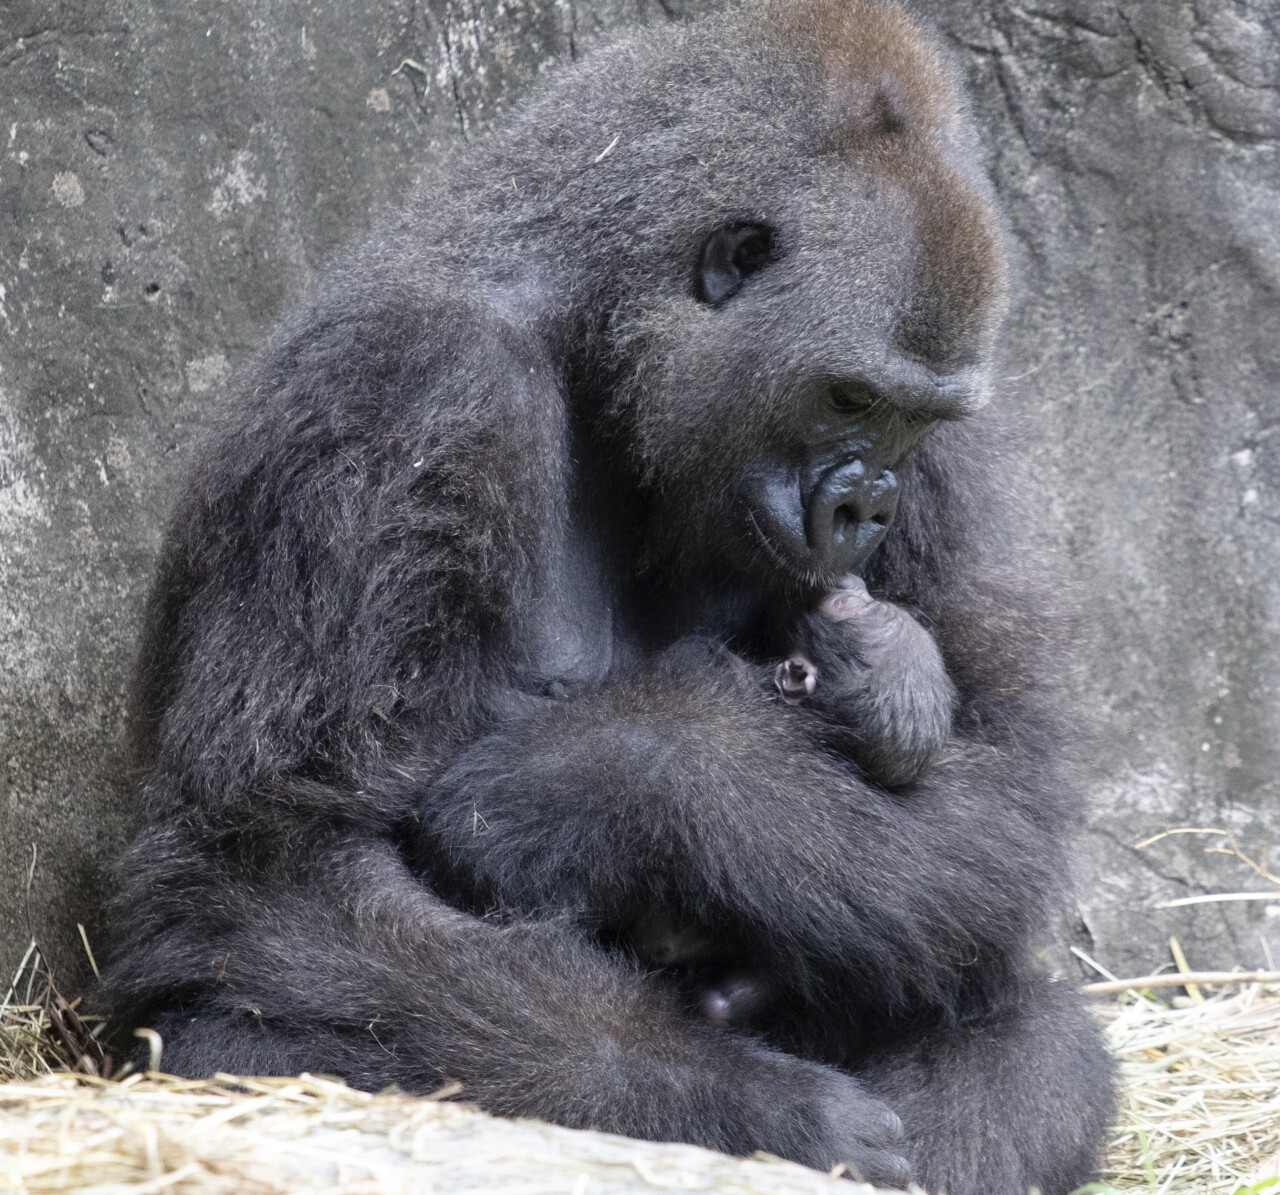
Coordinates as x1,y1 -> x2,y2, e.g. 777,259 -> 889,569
696,223 -> 776,306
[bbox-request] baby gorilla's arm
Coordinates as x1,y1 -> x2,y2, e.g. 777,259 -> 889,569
782,577 -> 956,789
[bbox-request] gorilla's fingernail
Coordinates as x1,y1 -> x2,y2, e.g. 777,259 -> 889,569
701,989 -> 733,1023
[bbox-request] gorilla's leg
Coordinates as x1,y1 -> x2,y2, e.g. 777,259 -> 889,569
857,978 -> 1115,1195
105,833 -> 909,1185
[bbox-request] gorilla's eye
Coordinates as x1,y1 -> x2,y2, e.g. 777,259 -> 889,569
696,223 -> 776,306
828,380 -> 879,414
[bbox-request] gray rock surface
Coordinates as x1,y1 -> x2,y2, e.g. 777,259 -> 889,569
2,0 -> 1277,991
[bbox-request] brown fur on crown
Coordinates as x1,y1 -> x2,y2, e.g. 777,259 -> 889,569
761,0 -> 962,141
760,0 -> 1009,369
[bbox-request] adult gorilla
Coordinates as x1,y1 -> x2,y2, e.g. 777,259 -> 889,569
102,2 -> 1115,1191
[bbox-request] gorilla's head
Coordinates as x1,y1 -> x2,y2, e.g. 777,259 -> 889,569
484,0 -> 1009,593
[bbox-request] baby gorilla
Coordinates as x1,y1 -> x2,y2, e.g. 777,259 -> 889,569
633,577 -> 956,1025
777,576 -> 956,789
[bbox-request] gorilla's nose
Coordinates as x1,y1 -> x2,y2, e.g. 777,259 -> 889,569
805,459 -> 899,574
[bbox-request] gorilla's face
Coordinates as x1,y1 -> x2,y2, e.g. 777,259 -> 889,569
688,200 -> 994,585
589,1 -> 1009,593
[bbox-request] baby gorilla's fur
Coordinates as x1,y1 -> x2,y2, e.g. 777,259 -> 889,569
100,3 -> 1115,1192
791,577 -> 957,788
655,576 -> 960,1026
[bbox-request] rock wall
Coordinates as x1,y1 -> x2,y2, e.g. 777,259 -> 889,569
2,0 -> 1277,987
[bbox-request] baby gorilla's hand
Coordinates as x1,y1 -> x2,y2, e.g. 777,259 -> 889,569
787,577 -> 955,789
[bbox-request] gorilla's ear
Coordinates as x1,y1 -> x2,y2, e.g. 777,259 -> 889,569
695,223 -> 776,306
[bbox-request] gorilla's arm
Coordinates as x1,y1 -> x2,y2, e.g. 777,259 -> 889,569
106,826 -> 909,1182
414,596 -> 1072,1014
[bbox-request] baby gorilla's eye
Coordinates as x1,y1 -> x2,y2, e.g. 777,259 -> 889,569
695,222 -> 776,306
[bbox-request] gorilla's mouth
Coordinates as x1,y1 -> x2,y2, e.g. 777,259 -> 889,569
745,461 -> 897,586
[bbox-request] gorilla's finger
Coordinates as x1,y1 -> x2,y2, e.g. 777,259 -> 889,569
841,1149 -> 913,1190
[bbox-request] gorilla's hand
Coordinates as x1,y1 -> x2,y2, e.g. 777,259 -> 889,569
739,1046 -> 911,1186
784,577 -> 956,789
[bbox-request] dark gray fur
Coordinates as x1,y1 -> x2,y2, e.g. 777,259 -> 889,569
100,3 -> 1115,1191
773,582 -> 958,789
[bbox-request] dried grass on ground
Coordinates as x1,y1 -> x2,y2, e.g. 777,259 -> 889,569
1095,983 -> 1280,1194
0,1071 -> 871,1195
0,942 -> 107,1083
2,947 -> 1278,1194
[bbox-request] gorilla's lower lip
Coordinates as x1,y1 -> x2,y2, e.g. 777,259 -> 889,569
746,506 -> 828,586
747,500 -> 884,586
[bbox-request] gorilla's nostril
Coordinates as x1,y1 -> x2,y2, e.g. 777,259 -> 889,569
805,459 -> 899,572
832,504 -> 855,543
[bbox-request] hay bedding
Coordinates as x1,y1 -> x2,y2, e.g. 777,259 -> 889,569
3,934 -> 1279,1193
1093,984 -> 1280,1194
0,944 -> 879,1194
2,986 -> 1278,1194
0,1072 -> 876,1195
